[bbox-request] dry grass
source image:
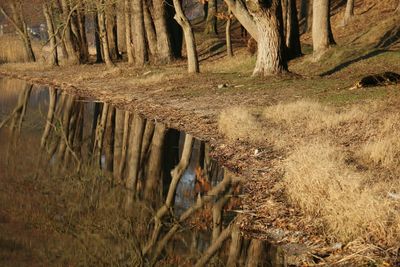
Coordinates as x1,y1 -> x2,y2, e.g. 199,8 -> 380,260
218,99 -> 400,249
360,114 -> 400,169
0,35 -> 42,64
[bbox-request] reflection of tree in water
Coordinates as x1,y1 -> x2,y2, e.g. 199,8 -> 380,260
1,83 -> 286,266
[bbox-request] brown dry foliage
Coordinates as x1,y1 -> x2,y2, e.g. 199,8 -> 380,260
218,99 -> 400,248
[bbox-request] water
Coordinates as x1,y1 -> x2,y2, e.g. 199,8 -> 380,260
0,77 -> 283,266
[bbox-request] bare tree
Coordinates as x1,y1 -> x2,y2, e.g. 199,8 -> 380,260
97,0 -> 115,68
153,0 -> 174,63
285,0 -> 302,59
0,1 -> 36,62
132,0 -> 148,66
247,0 -> 288,76
312,0 -> 335,57
226,10 -> 233,57
172,0 -> 199,73
43,2 -> 59,66
124,0 -> 135,64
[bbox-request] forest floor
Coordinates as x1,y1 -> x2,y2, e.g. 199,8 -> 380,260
1,0 -> 400,265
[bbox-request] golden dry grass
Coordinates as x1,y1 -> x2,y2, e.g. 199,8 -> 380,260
0,35 -> 42,64
218,99 -> 400,248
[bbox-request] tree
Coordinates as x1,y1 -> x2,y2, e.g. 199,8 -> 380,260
312,0 -> 335,57
299,0 -> 312,33
285,0 -> 302,59
342,0 -> 354,26
225,10 -> 233,57
204,0 -> 218,35
0,1 -> 36,62
43,2 -> 59,66
224,0 -> 258,41
172,0 -> 199,73
97,0 -> 115,68
153,0 -> 174,63
247,0 -> 288,76
132,0 -> 148,66
124,0 -> 134,64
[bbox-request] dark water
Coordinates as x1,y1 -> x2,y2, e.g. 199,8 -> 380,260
0,77 -> 283,266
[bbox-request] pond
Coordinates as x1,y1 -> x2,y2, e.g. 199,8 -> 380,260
0,77 -> 284,266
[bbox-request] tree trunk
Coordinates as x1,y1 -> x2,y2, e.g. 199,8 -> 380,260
132,0 -> 148,66
343,0 -> 354,26
224,0 -> 258,41
125,114 -> 145,209
153,0 -> 174,63
116,0 -> 126,52
43,3 -> 59,66
106,3 -> 120,60
247,0 -> 288,76
226,225 -> 243,267
143,0 -> 158,58
245,239 -> 264,267
76,2 -> 89,63
124,0 -> 135,64
94,14 -> 104,63
204,0 -> 218,35
226,11 -> 233,57
144,123 -> 166,202
172,0 -> 200,73
312,0 -> 335,57
60,0 -> 80,64
286,0 -> 302,59
97,3 -> 115,68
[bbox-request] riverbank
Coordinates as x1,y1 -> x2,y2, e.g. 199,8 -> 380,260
1,42 -> 400,264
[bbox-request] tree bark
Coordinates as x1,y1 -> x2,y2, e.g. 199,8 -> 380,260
60,0 -> 80,64
143,0 -> 158,58
132,0 -> 148,66
43,3 -> 59,66
124,0 -> 135,64
312,0 -> 335,56
343,0 -> 354,26
94,14 -> 104,63
204,0 -> 218,35
247,0 -> 288,76
172,0 -> 199,73
153,0 -> 174,63
97,2 -> 115,68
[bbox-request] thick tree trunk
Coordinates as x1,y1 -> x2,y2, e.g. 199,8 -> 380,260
143,1 -> 158,58
116,0 -> 126,52
343,0 -> 354,26
286,0 -> 302,59
226,11 -> 233,57
76,2 -> 89,63
132,0 -> 148,66
224,0 -> 258,41
43,3 -> 59,66
312,0 -> 335,56
172,0 -> 199,73
248,0 -> 288,76
124,0 -> 135,64
153,0 -> 174,63
204,0 -> 218,35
